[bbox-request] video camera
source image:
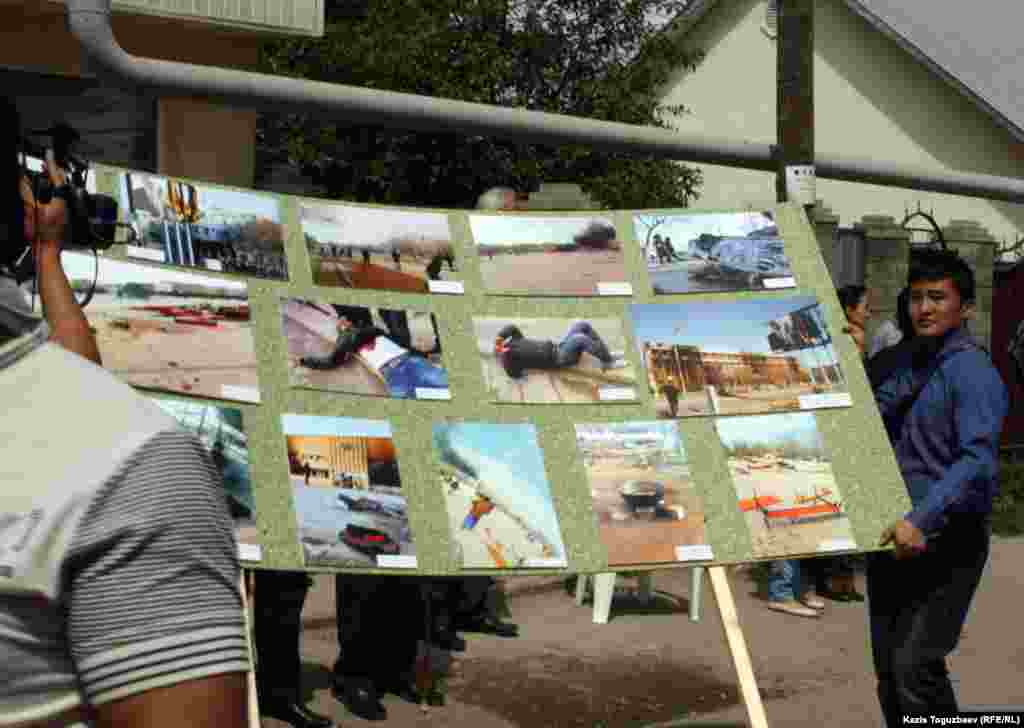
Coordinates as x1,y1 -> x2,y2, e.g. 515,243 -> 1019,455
21,123 -> 120,248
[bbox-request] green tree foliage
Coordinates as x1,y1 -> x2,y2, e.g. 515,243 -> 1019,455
257,0 -> 704,208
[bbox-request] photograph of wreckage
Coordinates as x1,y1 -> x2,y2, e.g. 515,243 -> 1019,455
715,412 -> 857,558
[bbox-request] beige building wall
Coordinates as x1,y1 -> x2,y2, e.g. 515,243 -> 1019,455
660,0 -> 1024,253
1,0 -> 264,188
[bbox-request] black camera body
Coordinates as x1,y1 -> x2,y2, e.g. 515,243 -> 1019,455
6,122 -> 122,286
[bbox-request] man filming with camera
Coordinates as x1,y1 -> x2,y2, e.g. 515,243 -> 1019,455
1,99 -> 251,727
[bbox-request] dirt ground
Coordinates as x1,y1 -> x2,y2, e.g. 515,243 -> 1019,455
90,313 -> 260,403
478,249 -> 629,296
259,537 -> 1024,728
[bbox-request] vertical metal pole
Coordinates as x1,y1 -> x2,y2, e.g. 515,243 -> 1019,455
776,0 -> 815,213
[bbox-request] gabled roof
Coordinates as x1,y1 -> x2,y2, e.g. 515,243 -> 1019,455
672,0 -> 1024,142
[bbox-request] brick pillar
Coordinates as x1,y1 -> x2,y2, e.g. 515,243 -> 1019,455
941,220 -> 997,349
810,198 -> 840,284
858,215 -> 911,347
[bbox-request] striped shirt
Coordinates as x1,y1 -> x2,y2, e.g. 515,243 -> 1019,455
0,291 -> 250,727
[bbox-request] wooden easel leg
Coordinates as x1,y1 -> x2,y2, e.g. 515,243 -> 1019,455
592,572 -> 616,624
708,566 -> 768,728
574,574 -> 588,606
239,570 -> 261,728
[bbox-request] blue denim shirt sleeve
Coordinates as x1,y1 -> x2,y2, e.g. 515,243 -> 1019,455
904,350 -> 1008,534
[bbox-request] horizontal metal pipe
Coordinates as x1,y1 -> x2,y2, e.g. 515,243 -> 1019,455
68,0 -> 1024,205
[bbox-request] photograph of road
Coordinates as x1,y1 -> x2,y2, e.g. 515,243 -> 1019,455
470,214 -> 630,296
301,202 -> 460,294
474,316 -> 636,404
575,421 -> 708,566
281,298 -> 450,401
433,422 -> 567,569
635,211 -> 794,294
61,250 -> 260,404
150,397 -> 259,554
283,414 -> 416,569
630,296 -> 849,418
120,172 -> 287,280
715,412 -> 857,558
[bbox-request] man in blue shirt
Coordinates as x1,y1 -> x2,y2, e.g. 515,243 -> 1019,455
869,250 -> 1007,724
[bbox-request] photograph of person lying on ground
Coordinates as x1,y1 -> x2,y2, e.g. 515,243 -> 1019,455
470,213 -> 630,296
473,316 -> 636,404
281,298 -> 450,400
301,201 -> 461,294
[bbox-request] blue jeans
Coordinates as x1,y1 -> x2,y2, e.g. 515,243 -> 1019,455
767,559 -> 804,602
383,354 -> 448,399
556,321 -> 612,367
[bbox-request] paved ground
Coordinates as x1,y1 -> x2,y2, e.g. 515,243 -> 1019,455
265,538 -> 1024,728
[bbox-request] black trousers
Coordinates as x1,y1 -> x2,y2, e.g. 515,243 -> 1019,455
867,521 -> 989,725
333,576 -> 425,689
253,570 -> 312,706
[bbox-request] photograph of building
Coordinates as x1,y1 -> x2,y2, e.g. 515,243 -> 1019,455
301,202 -> 459,294
121,172 -> 287,280
470,214 -> 630,296
630,297 -> 848,418
62,251 -> 260,404
284,414 -> 415,569
575,421 -> 709,566
715,412 -> 857,559
433,422 -> 567,569
636,211 -> 794,294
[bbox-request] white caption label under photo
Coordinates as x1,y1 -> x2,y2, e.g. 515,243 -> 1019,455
221,385 -> 261,403
817,539 -> 858,553
676,544 -> 715,562
599,387 -> 636,402
799,392 -> 853,410
416,388 -> 452,401
763,276 -> 796,289
427,280 -> 465,295
597,282 -> 634,296
377,555 -> 418,569
237,543 -> 263,562
125,245 -> 166,263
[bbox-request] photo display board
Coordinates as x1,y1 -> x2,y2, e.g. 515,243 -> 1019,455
82,163 -> 910,575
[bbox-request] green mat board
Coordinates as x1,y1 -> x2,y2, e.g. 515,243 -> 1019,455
81,164 -> 910,575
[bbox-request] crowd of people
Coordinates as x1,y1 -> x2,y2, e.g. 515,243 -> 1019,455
0,95 -> 1015,728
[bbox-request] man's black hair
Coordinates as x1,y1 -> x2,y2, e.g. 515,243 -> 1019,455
895,287 -> 914,337
908,249 -> 975,305
1,97 -> 26,273
496,324 -> 523,341
836,284 -> 867,313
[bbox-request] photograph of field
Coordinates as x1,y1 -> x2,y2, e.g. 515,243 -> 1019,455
630,297 -> 849,418
473,316 -> 636,404
281,298 -> 449,401
636,211 -> 794,295
150,397 -> 259,555
120,172 -> 287,280
575,421 -> 708,566
470,214 -> 630,296
301,202 -> 460,294
716,412 -> 857,558
62,251 -> 260,404
284,414 -> 416,569
433,422 -> 567,569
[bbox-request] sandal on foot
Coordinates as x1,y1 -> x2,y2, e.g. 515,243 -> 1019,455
767,600 -> 821,618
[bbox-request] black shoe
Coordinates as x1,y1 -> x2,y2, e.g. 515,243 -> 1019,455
260,701 -> 335,728
331,678 -> 386,721
431,629 -> 466,652
457,616 -> 519,638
